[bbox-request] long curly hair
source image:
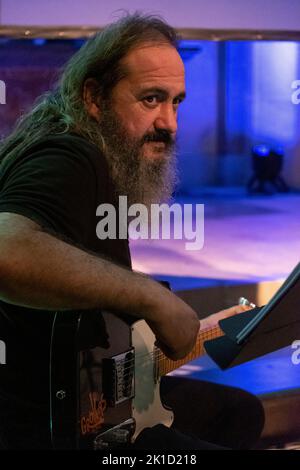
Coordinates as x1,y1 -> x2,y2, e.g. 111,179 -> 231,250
0,12 -> 178,165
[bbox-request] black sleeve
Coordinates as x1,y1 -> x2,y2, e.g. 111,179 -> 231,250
0,137 -> 97,246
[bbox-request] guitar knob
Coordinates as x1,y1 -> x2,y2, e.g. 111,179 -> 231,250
56,390 -> 67,400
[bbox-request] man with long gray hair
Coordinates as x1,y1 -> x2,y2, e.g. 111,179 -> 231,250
0,13 -> 264,450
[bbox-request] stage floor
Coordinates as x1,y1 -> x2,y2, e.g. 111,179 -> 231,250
130,188 -> 300,397
130,187 -> 299,290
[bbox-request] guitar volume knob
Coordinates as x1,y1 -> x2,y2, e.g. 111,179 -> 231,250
56,390 -> 67,400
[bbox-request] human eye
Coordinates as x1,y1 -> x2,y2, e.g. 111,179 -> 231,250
173,97 -> 183,109
142,95 -> 160,107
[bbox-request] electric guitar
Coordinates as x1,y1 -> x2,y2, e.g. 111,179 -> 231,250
50,309 -> 223,449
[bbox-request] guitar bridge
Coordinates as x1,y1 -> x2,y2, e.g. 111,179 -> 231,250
103,349 -> 135,406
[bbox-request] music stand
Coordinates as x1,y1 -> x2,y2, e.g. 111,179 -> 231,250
204,262 -> 300,369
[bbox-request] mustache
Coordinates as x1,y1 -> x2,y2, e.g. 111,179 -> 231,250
142,129 -> 174,146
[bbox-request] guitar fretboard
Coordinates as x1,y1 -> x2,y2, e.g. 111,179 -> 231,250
156,324 -> 223,377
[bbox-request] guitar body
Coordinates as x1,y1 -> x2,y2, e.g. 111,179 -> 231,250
131,319 -> 174,440
50,310 -> 173,450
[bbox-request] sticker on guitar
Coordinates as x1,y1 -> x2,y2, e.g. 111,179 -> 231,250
80,392 -> 107,435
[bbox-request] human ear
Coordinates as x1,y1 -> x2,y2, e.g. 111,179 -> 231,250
83,78 -> 101,122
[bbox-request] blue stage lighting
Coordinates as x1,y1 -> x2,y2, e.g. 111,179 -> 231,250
248,144 -> 288,194
33,38 -> 47,46
252,144 -> 270,157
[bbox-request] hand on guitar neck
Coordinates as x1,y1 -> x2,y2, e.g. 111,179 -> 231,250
199,304 -> 254,330
144,283 -> 253,362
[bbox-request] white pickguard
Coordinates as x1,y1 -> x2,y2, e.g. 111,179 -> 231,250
131,319 -> 174,440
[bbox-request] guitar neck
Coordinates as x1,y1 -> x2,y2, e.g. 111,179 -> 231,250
157,324 -> 223,377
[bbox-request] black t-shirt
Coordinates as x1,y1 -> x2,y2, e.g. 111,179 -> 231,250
0,132 -> 131,447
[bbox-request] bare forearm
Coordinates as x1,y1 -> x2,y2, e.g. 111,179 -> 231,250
0,227 -> 157,316
0,213 -> 201,360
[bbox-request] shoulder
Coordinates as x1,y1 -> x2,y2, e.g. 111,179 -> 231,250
2,132 -> 109,181
26,132 -> 107,169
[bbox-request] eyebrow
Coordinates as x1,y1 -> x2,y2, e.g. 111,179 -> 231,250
137,87 -> 186,102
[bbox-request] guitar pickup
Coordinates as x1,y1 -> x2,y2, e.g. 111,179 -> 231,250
102,349 -> 135,406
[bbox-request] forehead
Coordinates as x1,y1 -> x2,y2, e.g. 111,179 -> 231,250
120,43 -> 185,91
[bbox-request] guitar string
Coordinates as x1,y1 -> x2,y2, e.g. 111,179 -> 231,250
104,343 -> 211,384
83,326 -> 222,378
120,345 -> 210,383
116,326 -> 221,371
79,328 -> 221,394
120,338 -> 212,372
121,342 -> 210,378
120,325 -> 222,368
110,327 -> 222,376
120,349 -> 207,381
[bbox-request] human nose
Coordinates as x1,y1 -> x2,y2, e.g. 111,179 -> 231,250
154,103 -> 178,135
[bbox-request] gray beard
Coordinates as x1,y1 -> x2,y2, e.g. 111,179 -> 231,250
98,103 -> 178,207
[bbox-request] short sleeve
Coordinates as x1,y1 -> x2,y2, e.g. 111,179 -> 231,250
0,136 -> 97,245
